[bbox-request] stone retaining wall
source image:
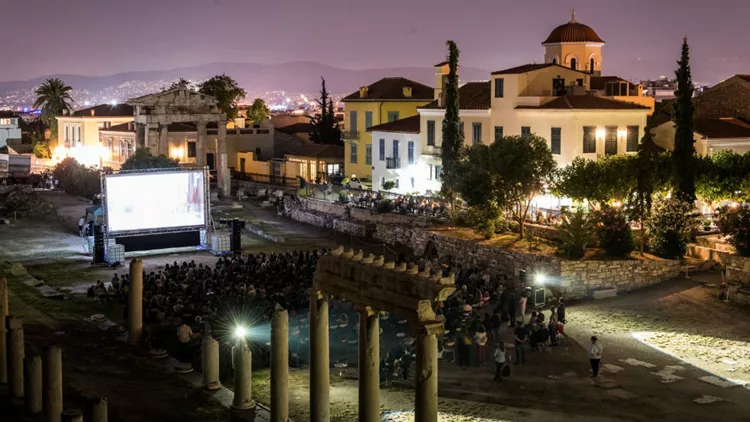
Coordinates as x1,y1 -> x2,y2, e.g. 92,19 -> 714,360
560,259 -> 681,298
725,254 -> 750,284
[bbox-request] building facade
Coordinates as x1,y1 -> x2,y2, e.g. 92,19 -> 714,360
0,111 -> 22,148
341,78 -> 434,181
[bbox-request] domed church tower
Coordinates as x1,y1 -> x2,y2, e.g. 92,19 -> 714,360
542,10 -> 605,76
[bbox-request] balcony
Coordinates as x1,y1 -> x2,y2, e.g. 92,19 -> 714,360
342,131 -> 361,141
386,157 -> 401,169
422,145 -> 442,156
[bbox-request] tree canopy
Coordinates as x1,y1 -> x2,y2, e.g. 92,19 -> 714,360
246,98 -> 270,123
695,150 -> 750,203
198,74 -> 246,121
121,148 -> 180,170
440,40 -> 463,201
308,77 -> 342,145
456,135 -> 556,239
672,37 -> 696,202
166,78 -> 193,91
33,78 -> 73,127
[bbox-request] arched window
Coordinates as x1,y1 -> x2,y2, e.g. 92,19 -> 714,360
552,57 -> 557,65
570,58 -> 577,70
590,58 -> 595,74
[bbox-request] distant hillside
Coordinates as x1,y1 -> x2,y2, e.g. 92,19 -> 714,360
0,61 -> 490,97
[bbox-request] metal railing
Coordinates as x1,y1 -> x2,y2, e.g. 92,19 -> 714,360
232,172 -> 301,188
422,146 -> 442,156
342,131 -> 361,140
386,157 -> 401,169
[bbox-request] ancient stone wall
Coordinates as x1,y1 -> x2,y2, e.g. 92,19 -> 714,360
725,254 -> 750,284
560,259 -> 681,297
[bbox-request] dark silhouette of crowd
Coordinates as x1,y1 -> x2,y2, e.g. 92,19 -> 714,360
350,191 -> 444,217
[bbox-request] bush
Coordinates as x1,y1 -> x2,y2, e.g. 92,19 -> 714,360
53,157 -> 101,200
466,203 -> 502,239
382,181 -> 396,191
376,199 -> 393,214
647,196 -> 699,259
715,204 -> 750,257
559,208 -> 593,259
595,207 -> 634,257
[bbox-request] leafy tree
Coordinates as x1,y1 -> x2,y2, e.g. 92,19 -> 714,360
53,157 -> 101,200
553,156 -> 637,207
672,37 -> 696,202
631,120 -> 666,254
198,74 -> 246,120
33,78 -> 73,128
381,180 -> 396,191
121,148 -> 179,170
695,150 -> 750,203
647,195 -> 699,259
466,203 -> 503,240
246,98 -> 270,123
595,207 -> 635,257
715,204 -> 750,257
441,40 -> 463,204
456,135 -> 556,239
559,208 -> 594,259
166,78 -> 193,91
31,132 -> 51,159
308,77 -> 342,145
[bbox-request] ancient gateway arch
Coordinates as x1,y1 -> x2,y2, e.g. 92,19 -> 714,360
311,247 -> 456,422
128,87 -> 230,195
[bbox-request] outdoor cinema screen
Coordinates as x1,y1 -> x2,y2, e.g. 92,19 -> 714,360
104,170 -> 207,234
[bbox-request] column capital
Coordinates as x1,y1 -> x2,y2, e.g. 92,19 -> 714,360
353,305 -> 379,316
414,321 -> 445,337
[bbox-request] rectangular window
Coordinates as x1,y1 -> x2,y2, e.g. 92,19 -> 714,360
379,139 -> 385,161
583,126 -> 596,153
187,141 -> 197,158
410,177 -> 415,189
395,178 -> 400,188
65,126 -> 69,142
349,111 -> 358,138
427,120 -> 436,146
239,158 -> 246,173
494,126 -> 503,142
435,165 -> 442,181
365,111 -> 373,129
626,125 -> 639,152
551,127 -> 561,155
350,143 -> 358,163
428,164 -> 433,180
408,141 -> 414,164
255,147 -> 262,158
392,139 -> 399,160
77,126 -> 81,143
494,78 -> 504,98
521,126 -> 531,139
387,111 -> 399,122
472,122 -> 482,145
365,144 -> 372,165
605,126 -> 618,155
459,121 -> 464,137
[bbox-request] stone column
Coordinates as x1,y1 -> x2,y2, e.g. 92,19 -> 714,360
159,123 -> 169,158
6,316 -> 24,399
357,306 -> 380,422
128,258 -> 143,345
309,290 -> 329,422
0,277 -> 8,384
270,304 -> 289,422
24,355 -> 42,414
135,123 -> 146,149
147,125 -> 159,155
43,345 -> 63,422
231,339 -> 255,410
61,409 -> 83,422
90,397 -> 108,422
201,335 -> 221,390
217,122 -> 230,196
415,323 -> 444,422
196,122 -> 207,167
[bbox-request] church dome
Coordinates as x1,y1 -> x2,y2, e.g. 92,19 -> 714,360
543,17 -> 604,44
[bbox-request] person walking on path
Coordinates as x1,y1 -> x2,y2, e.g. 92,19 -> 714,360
514,322 -> 527,365
493,342 -> 507,382
508,293 -> 517,327
519,293 -> 527,324
589,336 -> 602,378
474,325 -> 488,367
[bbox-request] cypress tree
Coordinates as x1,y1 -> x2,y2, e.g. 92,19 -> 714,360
441,40 -> 463,202
672,37 -> 696,202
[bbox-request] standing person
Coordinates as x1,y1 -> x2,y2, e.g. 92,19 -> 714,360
493,342 -> 507,382
508,293 -> 517,327
519,292 -> 528,324
474,325 -> 488,367
78,216 -> 85,236
177,320 -> 199,363
589,336 -> 602,378
548,307 -> 558,346
557,298 -> 566,323
514,322 -> 527,365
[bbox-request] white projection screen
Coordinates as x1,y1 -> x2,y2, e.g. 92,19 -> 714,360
104,169 -> 208,235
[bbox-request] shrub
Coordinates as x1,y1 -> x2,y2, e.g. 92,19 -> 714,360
595,207 -> 634,257
376,199 -> 393,214
715,204 -> 750,257
53,157 -> 101,200
382,181 -> 396,191
467,203 -> 502,240
647,196 -> 699,259
559,208 -> 594,259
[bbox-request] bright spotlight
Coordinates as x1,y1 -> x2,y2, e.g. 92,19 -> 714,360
235,326 -> 248,338
535,273 -> 546,285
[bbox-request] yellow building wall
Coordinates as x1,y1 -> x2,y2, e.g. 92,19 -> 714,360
236,151 -> 271,175
517,67 -> 591,97
419,112 -> 492,150
545,44 -> 603,74
343,100 -> 432,179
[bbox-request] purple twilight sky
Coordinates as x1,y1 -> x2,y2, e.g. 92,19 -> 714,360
2,0 -> 748,84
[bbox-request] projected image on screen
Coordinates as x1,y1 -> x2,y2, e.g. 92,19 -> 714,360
105,171 -> 206,233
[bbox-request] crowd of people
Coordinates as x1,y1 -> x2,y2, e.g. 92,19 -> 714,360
349,191 -> 445,217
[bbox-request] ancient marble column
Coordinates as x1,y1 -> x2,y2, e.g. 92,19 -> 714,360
90,397 -> 108,422
270,304 -> 289,422
147,126 -> 159,155
309,291 -> 329,422
231,339 -> 255,410
6,316 -> 24,399
415,323 -> 443,422
196,122 -> 207,167
128,258 -> 143,345
61,409 -> 83,422
24,355 -> 42,414
159,123 -> 170,158
0,277 -> 8,384
43,345 -> 63,422
357,306 -> 380,422
135,123 -> 146,149
201,335 -> 221,390
217,122 -> 230,196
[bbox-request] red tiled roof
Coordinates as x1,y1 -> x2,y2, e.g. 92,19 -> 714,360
590,76 -> 631,91
434,60 -> 449,67
277,122 -> 313,135
695,118 -> 750,139
543,21 -> 604,44
71,104 -> 134,117
342,77 -> 434,101
103,122 -> 197,133
367,115 -> 421,134
516,96 -> 651,110
738,75 -> 750,84
0,111 -> 18,118
284,143 -> 344,160
418,81 -> 491,110
491,63 -> 555,75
